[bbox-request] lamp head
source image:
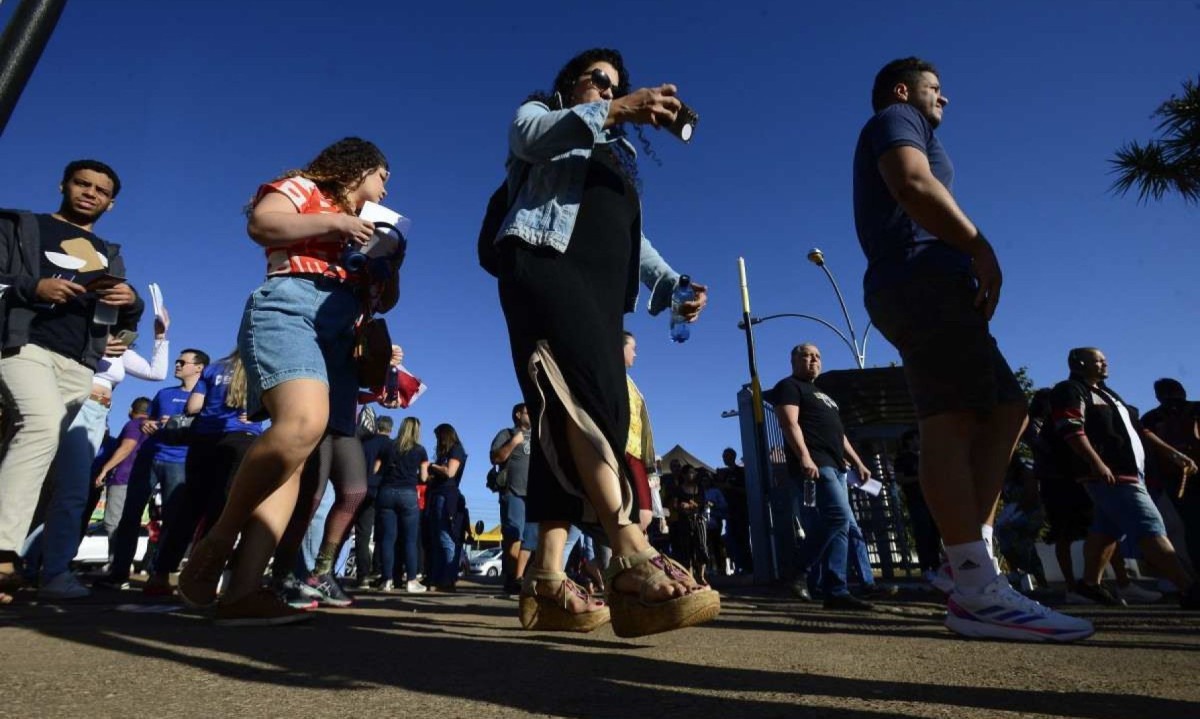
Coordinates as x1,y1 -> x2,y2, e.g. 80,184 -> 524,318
806,248 -> 825,266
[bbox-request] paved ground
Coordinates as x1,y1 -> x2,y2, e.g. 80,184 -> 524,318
1,577 -> 1198,718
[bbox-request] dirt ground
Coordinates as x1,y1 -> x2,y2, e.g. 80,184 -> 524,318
1,577 -> 1197,719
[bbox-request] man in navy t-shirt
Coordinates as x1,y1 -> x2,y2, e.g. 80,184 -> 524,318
102,348 -> 209,586
851,57 -> 1090,642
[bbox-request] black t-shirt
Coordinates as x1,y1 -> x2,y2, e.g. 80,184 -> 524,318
429,442 -> 467,496
361,433 -> 392,490
27,214 -> 110,363
771,375 -> 846,474
379,442 -> 429,490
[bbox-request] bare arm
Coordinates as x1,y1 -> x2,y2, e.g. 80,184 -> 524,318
879,146 -> 1002,319
490,431 -> 524,465
773,404 -> 818,480
429,458 -> 462,479
185,391 -> 205,416
1142,429 -> 1199,475
1064,434 -> 1116,485
246,191 -> 374,248
842,437 -> 871,479
418,461 -> 429,484
94,438 -> 138,486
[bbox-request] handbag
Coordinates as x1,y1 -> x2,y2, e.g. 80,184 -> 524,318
156,413 -> 194,445
353,316 -> 392,389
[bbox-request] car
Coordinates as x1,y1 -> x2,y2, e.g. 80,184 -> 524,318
73,521 -> 150,568
468,547 -> 503,577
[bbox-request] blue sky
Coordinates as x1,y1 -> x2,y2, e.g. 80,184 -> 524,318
1,1 -> 1196,529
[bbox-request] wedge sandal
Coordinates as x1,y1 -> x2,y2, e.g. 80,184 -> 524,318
605,548 -> 721,638
518,568 -> 610,633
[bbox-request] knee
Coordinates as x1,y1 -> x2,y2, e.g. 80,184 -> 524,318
265,418 -> 325,460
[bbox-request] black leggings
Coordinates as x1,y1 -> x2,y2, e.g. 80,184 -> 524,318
155,432 -> 257,574
275,433 -> 367,572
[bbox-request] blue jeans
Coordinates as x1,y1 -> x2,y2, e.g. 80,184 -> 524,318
377,486 -> 420,582
110,455 -> 186,579
500,491 -> 527,545
27,398 -> 109,579
427,494 -> 457,586
794,467 -> 853,597
520,523 -> 585,571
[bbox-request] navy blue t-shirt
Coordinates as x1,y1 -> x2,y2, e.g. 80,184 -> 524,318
379,442 -> 429,490
361,433 -> 393,490
853,103 -> 970,293
190,361 -> 264,437
428,443 -> 467,497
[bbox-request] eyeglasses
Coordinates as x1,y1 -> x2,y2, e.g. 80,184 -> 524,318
175,359 -> 198,366
580,68 -> 614,93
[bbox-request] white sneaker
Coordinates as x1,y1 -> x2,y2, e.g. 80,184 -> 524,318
1116,582 -> 1162,604
379,580 -> 395,592
946,575 -> 1094,642
405,580 -> 427,593
39,572 -> 91,600
1064,590 -> 1097,605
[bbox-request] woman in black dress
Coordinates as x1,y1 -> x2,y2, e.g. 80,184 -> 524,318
492,48 -> 718,637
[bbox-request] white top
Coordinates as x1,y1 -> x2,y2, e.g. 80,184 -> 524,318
92,339 -> 170,390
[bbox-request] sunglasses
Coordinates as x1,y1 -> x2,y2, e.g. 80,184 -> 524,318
175,359 -> 198,366
580,68 -> 615,93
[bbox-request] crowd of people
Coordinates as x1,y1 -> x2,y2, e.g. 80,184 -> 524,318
0,48 -> 1194,645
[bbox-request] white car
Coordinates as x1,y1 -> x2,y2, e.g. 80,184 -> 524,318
468,547 -> 503,577
73,522 -> 150,568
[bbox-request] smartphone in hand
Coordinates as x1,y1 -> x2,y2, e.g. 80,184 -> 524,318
86,273 -> 126,292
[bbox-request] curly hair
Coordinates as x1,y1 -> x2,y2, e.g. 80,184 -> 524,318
262,137 -> 388,215
525,48 -> 660,181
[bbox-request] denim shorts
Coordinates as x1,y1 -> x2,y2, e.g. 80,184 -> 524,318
866,273 -> 1025,419
500,491 -> 528,543
1084,480 -> 1167,542
238,275 -> 361,436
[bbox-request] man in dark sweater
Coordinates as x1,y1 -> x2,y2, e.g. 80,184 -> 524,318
0,160 -> 142,598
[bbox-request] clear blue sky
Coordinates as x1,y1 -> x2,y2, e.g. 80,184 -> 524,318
1,1 -> 1196,529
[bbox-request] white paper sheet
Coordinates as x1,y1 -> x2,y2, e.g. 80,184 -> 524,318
846,469 -> 884,496
147,282 -> 166,322
358,201 -> 412,259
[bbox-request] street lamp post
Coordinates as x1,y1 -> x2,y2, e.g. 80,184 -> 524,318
737,248 -> 872,369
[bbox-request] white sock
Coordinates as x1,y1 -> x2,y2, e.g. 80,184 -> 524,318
980,524 -> 1001,571
945,540 -> 999,594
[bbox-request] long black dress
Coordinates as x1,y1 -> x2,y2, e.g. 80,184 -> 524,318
498,142 -> 641,528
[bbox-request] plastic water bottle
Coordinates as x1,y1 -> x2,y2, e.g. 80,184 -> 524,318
93,301 -> 118,326
803,478 -> 817,507
669,275 -> 695,343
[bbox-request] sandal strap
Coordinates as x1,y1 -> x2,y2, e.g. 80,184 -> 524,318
604,547 -> 659,583
523,572 -> 595,610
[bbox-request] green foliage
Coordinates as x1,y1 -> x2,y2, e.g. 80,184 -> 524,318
1111,76 -> 1200,205
1014,365 -> 1036,401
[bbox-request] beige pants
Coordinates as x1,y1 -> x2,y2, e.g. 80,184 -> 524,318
0,344 -> 94,553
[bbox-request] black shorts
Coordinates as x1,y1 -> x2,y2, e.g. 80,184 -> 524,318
865,273 -> 1024,419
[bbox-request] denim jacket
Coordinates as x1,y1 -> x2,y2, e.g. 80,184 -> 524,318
496,100 -> 680,315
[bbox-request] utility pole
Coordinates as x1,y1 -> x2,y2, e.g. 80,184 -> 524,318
0,0 -> 69,137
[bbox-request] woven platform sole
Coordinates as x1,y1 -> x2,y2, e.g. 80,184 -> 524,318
608,588 -> 721,638
519,594 -> 611,633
